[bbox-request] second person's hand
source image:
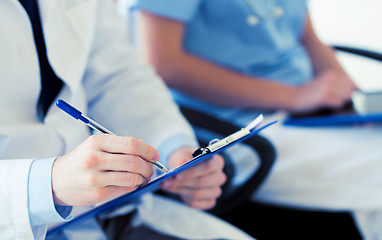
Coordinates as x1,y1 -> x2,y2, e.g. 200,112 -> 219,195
292,69 -> 357,113
161,147 -> 226,210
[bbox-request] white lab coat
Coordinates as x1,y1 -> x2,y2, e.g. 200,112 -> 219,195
0,1 -> 254,240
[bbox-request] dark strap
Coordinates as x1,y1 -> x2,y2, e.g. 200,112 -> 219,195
19,0 -> 63,121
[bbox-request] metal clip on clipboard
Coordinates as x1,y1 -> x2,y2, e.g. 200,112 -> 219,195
192,114 -> 264,158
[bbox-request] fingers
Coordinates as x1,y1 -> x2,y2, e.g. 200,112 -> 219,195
187,199 -> 217,210
51,135 -> 159,206
167,170 -> 226,189
162,177 -> 223,210
174,155 -> 225,181
180,188 -> 222,209
86,171 -> 147,188
161,154 -> 226,210
325,89 -> 349,108
87,134 -> 160,163
327,84 -> 353,105
96,152 -> 154,178
296,70 -> 356,111
162,170 -> 226,192
321,70 -> 356,104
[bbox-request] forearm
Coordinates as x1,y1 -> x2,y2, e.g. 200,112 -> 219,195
304,39 -> 347,75
140,11 -> 297,111
148,48 -> 297,110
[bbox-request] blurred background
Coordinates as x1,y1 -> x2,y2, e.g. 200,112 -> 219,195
309,0 -> 382,91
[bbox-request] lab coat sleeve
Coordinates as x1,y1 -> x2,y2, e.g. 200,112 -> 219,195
0,158 -> 73,240
83,0 -> 199,164
0,159 -> 35,240
28,158 -> 73,226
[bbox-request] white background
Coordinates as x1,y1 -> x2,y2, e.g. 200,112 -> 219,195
309,0 -> 382,91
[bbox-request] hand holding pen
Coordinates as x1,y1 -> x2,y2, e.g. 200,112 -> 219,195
56,99 -> 168,173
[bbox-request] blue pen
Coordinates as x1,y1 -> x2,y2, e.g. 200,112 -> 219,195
56,99 -> 168,173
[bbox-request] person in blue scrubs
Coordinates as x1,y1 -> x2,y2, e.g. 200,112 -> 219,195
135,0 -> 356,126
130,0 -> 382,239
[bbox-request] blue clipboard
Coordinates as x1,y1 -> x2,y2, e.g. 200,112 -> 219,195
283,101 -> 382,126
47,115 -> 277,237
284,112 -> 382,126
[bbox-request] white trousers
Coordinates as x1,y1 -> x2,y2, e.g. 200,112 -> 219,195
250,113 -> 382,239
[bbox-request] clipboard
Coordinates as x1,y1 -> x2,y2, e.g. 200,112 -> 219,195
283,100 -> 382,127
47,114 -> 276,237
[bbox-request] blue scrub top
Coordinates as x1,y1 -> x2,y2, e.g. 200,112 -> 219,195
137,0 -> 313,126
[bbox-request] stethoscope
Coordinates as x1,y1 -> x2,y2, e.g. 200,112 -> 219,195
244,0 -> 284,26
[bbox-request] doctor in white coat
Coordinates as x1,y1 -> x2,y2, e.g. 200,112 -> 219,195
0,0 -> 254,239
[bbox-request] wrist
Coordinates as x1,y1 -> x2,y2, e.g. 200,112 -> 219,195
280,85 -> 300,111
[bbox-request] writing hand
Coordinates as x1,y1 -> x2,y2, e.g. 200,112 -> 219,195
52,134 -> 159,206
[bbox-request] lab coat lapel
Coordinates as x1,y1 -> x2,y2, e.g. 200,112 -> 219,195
39,0 -> 98,152
40,0 -> 97,94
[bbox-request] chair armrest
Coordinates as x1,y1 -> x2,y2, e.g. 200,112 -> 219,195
333,45 -> 382,62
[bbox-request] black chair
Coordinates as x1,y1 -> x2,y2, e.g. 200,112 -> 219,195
333,45 -> 382,62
